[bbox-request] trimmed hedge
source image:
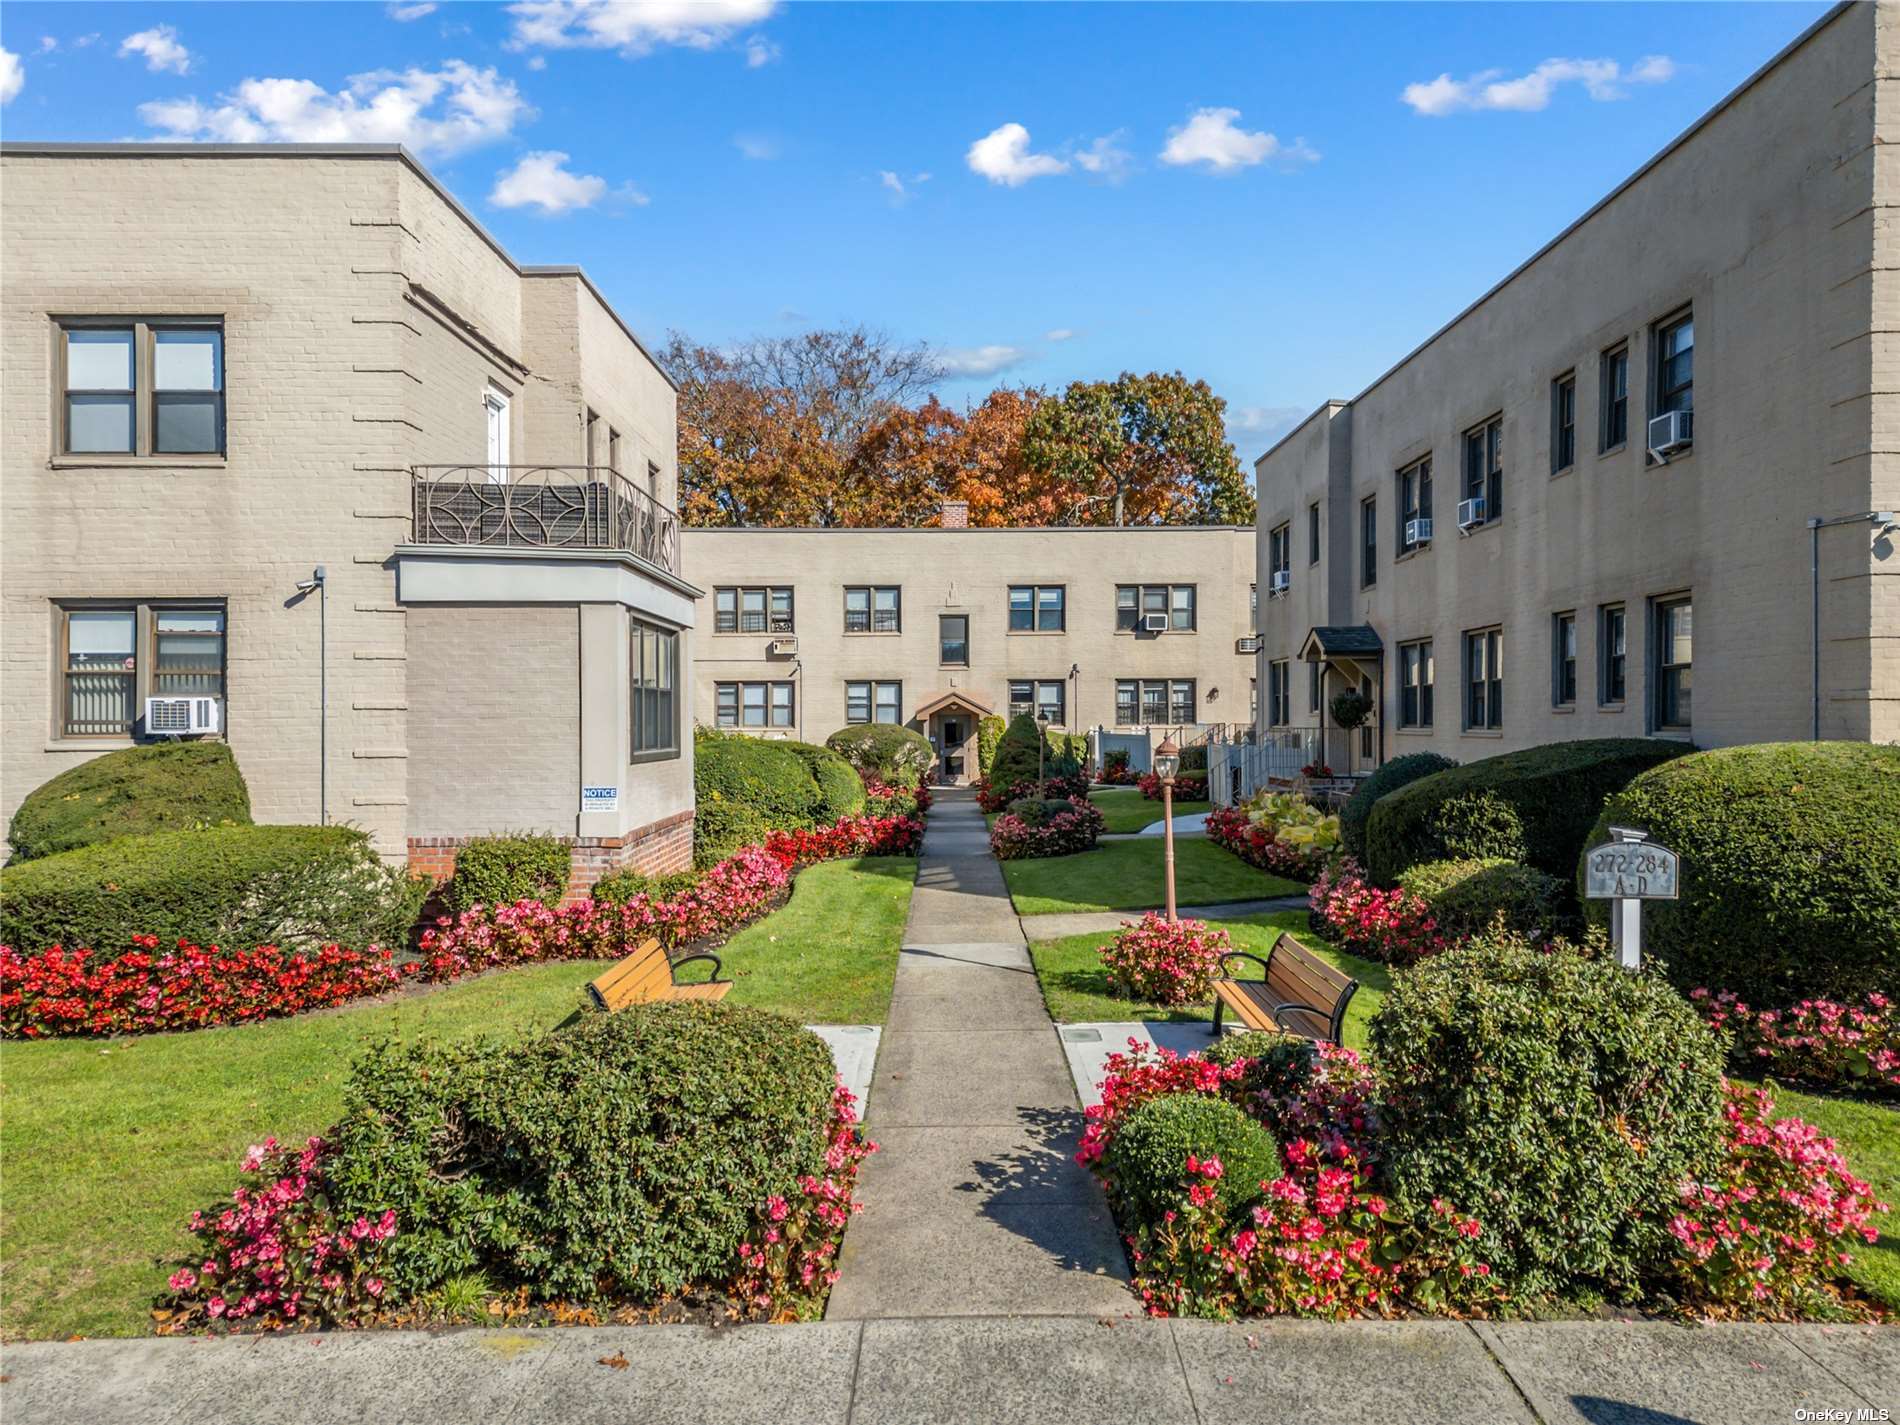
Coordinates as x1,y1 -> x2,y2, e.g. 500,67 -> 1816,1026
322,1001 -> 838,1302
975,716 -> 1006,777
824,724 -> 934,783
1363,739 -> 1688,885
1372,929 -> 1727,1298
1100,1092 -> 1278,1230
591,866 -> 703,906
7,743 -> 253,862
0,824 -> 426,953
1582,742 -> 1900,1002
1397,857 -> 1571,941
783,742 -> 868,824
1341,752 -> 1455,862
445,834 -> 570,913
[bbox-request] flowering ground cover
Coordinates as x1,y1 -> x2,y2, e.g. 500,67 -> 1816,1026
1002,837 -> 1303,917
1027,910 -> 1388,1048
1087,788 -> 1211,835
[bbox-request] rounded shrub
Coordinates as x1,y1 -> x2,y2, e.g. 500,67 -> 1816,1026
0,824 -> 427,952
1397,857 -> 1571,941
1363,739 -> 1688,885
694,729 -> 825,829
445,834 -> 570,913
690,802 -> 773,869
1101,1092 -> 1279,1230
1582,742 -> 1900,1002
1371,928 -> 1727,1298
783,742 -> 868,824
1341,752 -> 1455,862
322,1001 -> 839,1302
7,742 -> 253,862
824,724 -> 934,784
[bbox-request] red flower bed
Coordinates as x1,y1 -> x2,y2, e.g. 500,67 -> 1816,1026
1691,990 -> 1899,1099
1137,771 -> 1209,802
1100,914 -> 1233,1006
1306,858 -> 1448,965
860,775 -> 933,820
763,813 -> 925,866
1206,805 -> 1326,882
988,797 -> 1105,859
975,772 -> 1090,812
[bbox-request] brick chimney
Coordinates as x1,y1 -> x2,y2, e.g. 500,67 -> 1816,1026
940,499 -> 969,529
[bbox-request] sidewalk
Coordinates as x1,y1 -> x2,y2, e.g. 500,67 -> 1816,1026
823,788 -> 1130,1318
6,1317 -> 1893,1424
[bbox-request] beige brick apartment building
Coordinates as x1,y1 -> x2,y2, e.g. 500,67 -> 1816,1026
1250,0 -> 1899,777
681,514 -> 1257,780
1,144 -> 700,881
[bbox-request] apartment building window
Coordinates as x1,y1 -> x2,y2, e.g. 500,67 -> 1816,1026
1117,585 -> 1196,632
607,427 -> 621,472
1360,496 -> 1377,587
939,614 -> 968,666
1398,639 -> 1433,729
1115,678 -> 1196,726
714,586 -> 794,634
1249,584 -> 1257,632
844,585 -> 900,633
630,618 -> 680,761
1552,373 -> 1577,473
716,681 -> 794,728
1462,415 -> 1503,522
62,320 -> 225,456
1397,457 -> 1432,553
1308,660 -> 1321,716
1655,312 -> 1694,416
646,460 -> 661,503
1463,627 -> 1503,731
1009,679 -> 1067,725
1599,603 -> 1627,704
58,602 -> 227,738
1267,660 -> 1290,727
1552,612 -> 1578,706
1009,584 -> 1065,632
1653,596 -> 1692,732
846,680 -> 903,725
1308,502 -> 1321,565
1267,524 -> 1291,594
1600,345 -> 1629,451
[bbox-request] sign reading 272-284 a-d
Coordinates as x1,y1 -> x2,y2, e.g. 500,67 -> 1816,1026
1583,839 -> 1680,900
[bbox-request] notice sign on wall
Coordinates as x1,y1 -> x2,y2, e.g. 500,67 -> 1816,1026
581,785 -> 619,814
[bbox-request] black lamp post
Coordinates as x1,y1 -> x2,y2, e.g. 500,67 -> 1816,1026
1037,708 -> 1051,785
1153,734 -> 1180,922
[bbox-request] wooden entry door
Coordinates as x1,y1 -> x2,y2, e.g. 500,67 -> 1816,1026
934,715 -> 969,783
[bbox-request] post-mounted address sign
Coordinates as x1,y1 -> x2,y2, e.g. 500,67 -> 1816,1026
1582,826 -> 1680,972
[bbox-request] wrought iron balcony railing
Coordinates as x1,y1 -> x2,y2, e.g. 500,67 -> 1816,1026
410,465 -> 681,576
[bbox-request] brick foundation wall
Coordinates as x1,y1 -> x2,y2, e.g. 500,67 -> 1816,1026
407,808 -> 696,905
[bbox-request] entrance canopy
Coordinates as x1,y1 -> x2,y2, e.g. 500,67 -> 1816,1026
912,689 -> 994,722
1299,625 -> 1384,685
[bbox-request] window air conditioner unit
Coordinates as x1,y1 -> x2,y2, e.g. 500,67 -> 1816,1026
1141,613 -> 1170,634
1235,635 -> 1262,655
1456,497 -> 1487,531
145,696 -> 221,737
767,637 -> 798,656
1647,409 -> 1693,459
1405,517 -> 1433,546
1268,570 -> 1290,594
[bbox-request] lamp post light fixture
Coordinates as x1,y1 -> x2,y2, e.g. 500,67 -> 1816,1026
1153,734 -> 1181,923
1038,708 -> 1051,784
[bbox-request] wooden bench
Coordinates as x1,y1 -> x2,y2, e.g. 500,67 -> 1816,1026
587,937 -> 732,1012
1210,932 -> 1357,1044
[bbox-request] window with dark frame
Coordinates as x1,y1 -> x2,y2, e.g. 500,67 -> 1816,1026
1552,612 -> 1578,706
1308,660 -> 1321,715
1463,627 -> 1503,731
844,585 -> 901,633
585,408 -> 599,467
1360,496 -> 1377,586
1007,679 -> 1067,725
607,427 -> 621,472
1116,584 -> 1196,632
63,320 -> 225,457
1599,603 -> 1627,704
1653,596 -> 1692,731
846,680 -> 903,725
715,680 -> 794,728
1552,374 -> 1577,472
1008,584 -> 1065,632
713,586 -> 794,634
1114,678 -> 1196,726
1267,659 -> 1290,727
1398,639 -> 1433,729
1462,415 -> 1503,520
1308,502 -> 1321,564
629,618 -> 680,760
1397,457 -> 1432,553
58,601 -> 228,739
1600,345 -> 1629,451
939,614 -> 968,666
1656,313 -> 1694,417
1268,524 -> 1291,591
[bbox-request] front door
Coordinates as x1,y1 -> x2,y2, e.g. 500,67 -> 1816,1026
939,717 -> 966,782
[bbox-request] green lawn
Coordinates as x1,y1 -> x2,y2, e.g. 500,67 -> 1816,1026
1088,787 -> 1212,834
1003,836 -> 1304,915
1028,910 -> 1388,1051
0,855 -> 915,1340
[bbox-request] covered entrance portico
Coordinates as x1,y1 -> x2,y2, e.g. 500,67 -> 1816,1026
912,689 -> 992,785
1298,625 -> 1385,776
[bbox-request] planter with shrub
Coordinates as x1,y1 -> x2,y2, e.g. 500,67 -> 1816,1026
1339,752 -> 1455,862
1396,857 -> 1571,942
1582,741 -> 1900,1003
823,723 -> 935,785
444,834 -> 571,913
7,742 -> 254,863
988,796 -> 1105,859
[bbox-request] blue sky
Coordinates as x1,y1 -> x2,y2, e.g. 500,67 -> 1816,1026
0,1 -> 1829,461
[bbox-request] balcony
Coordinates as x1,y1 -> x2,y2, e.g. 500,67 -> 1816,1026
410,465 -> 681,577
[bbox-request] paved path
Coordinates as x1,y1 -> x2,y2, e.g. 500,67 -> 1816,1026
1020,896 -> 1308,943
7,1319 -> 1893,1424
824,788 -> 1130,1318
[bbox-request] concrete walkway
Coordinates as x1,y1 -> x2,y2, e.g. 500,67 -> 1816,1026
1020,895 -> 1308,943
7,1318 -> 1894,1425
824,788 -> 1130,1318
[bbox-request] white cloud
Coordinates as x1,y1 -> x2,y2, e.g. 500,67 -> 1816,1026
1403,55 -> 1676,116
966,122 -> 1068,187
138,61 -> 532,158
733,131 -> 778,160
1225,404 -> 1306,453
879,170 -> 930,203
744,34 -> 779,68
508,0 -> 778,56
0,47 -> 22,105
73,33 -> 101,49
387,2 -> 439,20
1160,107 -> 1315,172
937,344 -> 1030,379
490,149 -> 608,214
1044,329 -> 1075,342
1074,130 -> 1132,181
38,36 -> 58,53
120,24 -> 191,75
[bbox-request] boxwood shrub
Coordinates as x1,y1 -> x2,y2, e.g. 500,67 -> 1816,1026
591,866 -> 703,906
975,716 -> 1006,776
783,742 -> 868,824
1397,857 -> 1571,941
1100,1092 -> 1279,1230
1371,929 -> 1727,1298
0,824 -> 426,952
1340,752 -> 1455,862
1363,739 -> 1688,885
445,834 -> 571,912
1582,741 -> 1900,1002
824,723 -> 934,783
7,742 -> 253,863
321,1001 -> 838,1302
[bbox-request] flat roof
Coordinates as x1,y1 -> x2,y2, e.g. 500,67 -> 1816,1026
0,141 -> 676,390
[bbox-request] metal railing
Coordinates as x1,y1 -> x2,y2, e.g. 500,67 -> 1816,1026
410,465 -> 681,576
